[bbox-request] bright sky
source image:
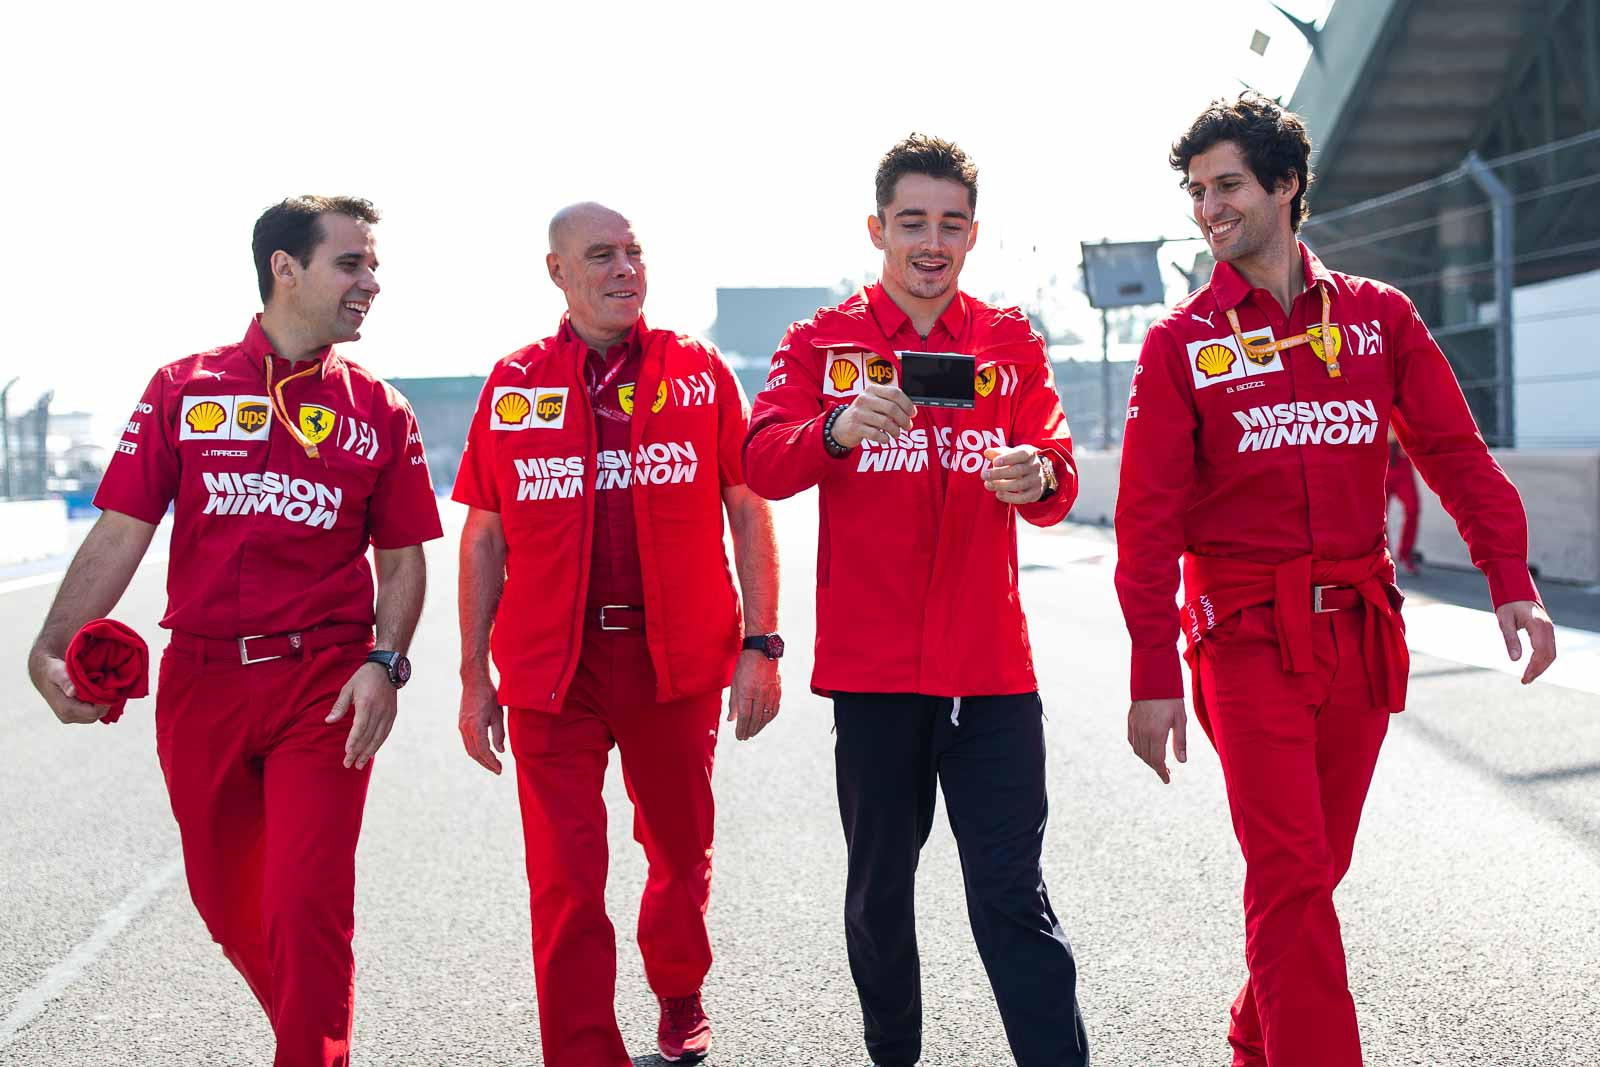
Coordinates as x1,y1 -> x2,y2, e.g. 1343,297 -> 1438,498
4,0 -> 1329,425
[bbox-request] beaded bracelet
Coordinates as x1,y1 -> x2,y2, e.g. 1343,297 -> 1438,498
822,405 -> 851,457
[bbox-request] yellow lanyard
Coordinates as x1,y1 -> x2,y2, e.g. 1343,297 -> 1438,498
1224,285 -> 1339,378
264,356 -> 325,458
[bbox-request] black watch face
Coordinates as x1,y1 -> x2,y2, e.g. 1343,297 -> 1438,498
394,655 -> 412,686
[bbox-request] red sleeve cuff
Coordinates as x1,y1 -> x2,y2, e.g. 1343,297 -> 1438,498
1483,559 -> 1540,609
1130,646 -> 1185,702
1017,443 -> 1074,526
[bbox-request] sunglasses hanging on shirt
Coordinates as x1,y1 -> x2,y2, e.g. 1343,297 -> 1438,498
1224,286 -> 1340,378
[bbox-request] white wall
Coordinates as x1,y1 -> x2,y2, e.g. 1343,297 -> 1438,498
0,498 -> 69,566
1066,448 -> 1600,585
1510,268 -> 1600,448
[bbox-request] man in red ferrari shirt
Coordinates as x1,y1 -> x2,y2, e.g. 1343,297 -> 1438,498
26,196 -> 442,1067
1117,94 -> 1558,1067
454,202 -> 780,1066
744,136 -> 1089,1067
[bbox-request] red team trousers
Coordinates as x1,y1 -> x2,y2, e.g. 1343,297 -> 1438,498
1193,603 -> 1390,1067
508,616 -> 721,1067
155,635 -> 374,1067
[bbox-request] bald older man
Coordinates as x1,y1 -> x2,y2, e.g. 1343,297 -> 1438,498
454,203 -> 782,1065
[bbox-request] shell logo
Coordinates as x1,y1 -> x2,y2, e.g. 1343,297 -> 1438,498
185,400 -> 227,434
652,381 -> 668,413
866,356 -> 895,386
1242,336 -> 1278,367
535,393 -> 565,422
1195,343 -> 1237,379
828,358 -> 860,392
975,367 -> 997,397
1307,324 -> 1343,364
495,391 -> 531,426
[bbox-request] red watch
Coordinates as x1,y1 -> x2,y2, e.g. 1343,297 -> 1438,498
742,633 -> 785,660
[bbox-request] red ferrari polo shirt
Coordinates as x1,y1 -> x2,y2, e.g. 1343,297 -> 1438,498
570,319 -> 647,609
95,316 -> 444,639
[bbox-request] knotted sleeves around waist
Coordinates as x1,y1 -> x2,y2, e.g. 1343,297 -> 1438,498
1178,550 -> 1409,736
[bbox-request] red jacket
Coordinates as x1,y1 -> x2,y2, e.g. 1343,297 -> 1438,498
1115,244 -> 1539,702
453,318 -> 748,712
744,285 -> 1077,697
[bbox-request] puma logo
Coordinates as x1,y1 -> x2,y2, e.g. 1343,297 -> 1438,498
196,368 -> 224,381
508,360 -> 530,374
1190,311 -> 1216,328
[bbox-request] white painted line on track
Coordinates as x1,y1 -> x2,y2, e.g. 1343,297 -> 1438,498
0,553 -> 168,598
0,853 -> 185,1047
1402,602 -> 1600,697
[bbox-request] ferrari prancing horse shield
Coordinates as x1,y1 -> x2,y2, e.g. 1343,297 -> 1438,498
298,405 -> 337,445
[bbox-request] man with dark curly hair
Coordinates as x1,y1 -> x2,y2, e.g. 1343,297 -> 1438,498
1116,93 -> 1557,1067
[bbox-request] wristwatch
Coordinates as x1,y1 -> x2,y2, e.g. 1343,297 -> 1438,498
366,650 -> 412,688
1037,454 -> 1059,502
742,633 -> 785,660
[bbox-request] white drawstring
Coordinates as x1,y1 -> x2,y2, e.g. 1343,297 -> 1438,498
951,696 -> 962,726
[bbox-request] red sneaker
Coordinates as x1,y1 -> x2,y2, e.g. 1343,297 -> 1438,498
657,991 -> 712,1062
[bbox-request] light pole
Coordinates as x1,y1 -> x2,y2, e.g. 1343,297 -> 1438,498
1080,240 -> 1165,448
0,377 -> 18,500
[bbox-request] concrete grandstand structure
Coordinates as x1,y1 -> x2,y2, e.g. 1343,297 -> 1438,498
1287,0 -> 1600,452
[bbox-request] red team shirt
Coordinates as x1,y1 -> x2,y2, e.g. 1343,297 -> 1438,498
1115,245 -> 1538,701
575,320 -> 648,608
95,317 -> 444,639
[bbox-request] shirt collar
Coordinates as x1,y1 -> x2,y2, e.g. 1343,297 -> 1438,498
242,314 -> 339,380
1207,240 -> 1333,312
559,315 -> 644,363
864,282 -> 968,345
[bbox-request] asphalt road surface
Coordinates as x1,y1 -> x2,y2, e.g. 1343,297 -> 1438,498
3,499 -> 1598,1066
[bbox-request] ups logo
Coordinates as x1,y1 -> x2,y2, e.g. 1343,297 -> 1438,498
1242,336 -> 1278,367
535,393 -> 565,422
235,401 -> 269,433
865,356 -> 895,386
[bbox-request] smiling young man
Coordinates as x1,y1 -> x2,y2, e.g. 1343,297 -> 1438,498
27,195 -> 442,1067
744,135 -> 1089,1067
454,202 -> 780,1065
1115,94 -> 1558,1066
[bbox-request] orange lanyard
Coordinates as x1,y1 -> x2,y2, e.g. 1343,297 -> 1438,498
1224,285 -> 1339,378
264,356 -> 324,458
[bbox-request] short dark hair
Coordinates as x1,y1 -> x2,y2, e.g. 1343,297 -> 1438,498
875,134 -> 978,215
1171,92 -> 1313,231
252,195 -> 381,304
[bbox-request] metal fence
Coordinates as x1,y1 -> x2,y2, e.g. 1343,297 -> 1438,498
0,391 -> 52,500
1301,129 -> 1600,448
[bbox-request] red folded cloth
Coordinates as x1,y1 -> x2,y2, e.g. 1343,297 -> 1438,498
65,618 -> 150,725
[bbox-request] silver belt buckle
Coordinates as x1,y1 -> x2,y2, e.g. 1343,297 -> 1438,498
599,605 -> 632,631
238,634 -> 285,665
1312,585 -> 1337,614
